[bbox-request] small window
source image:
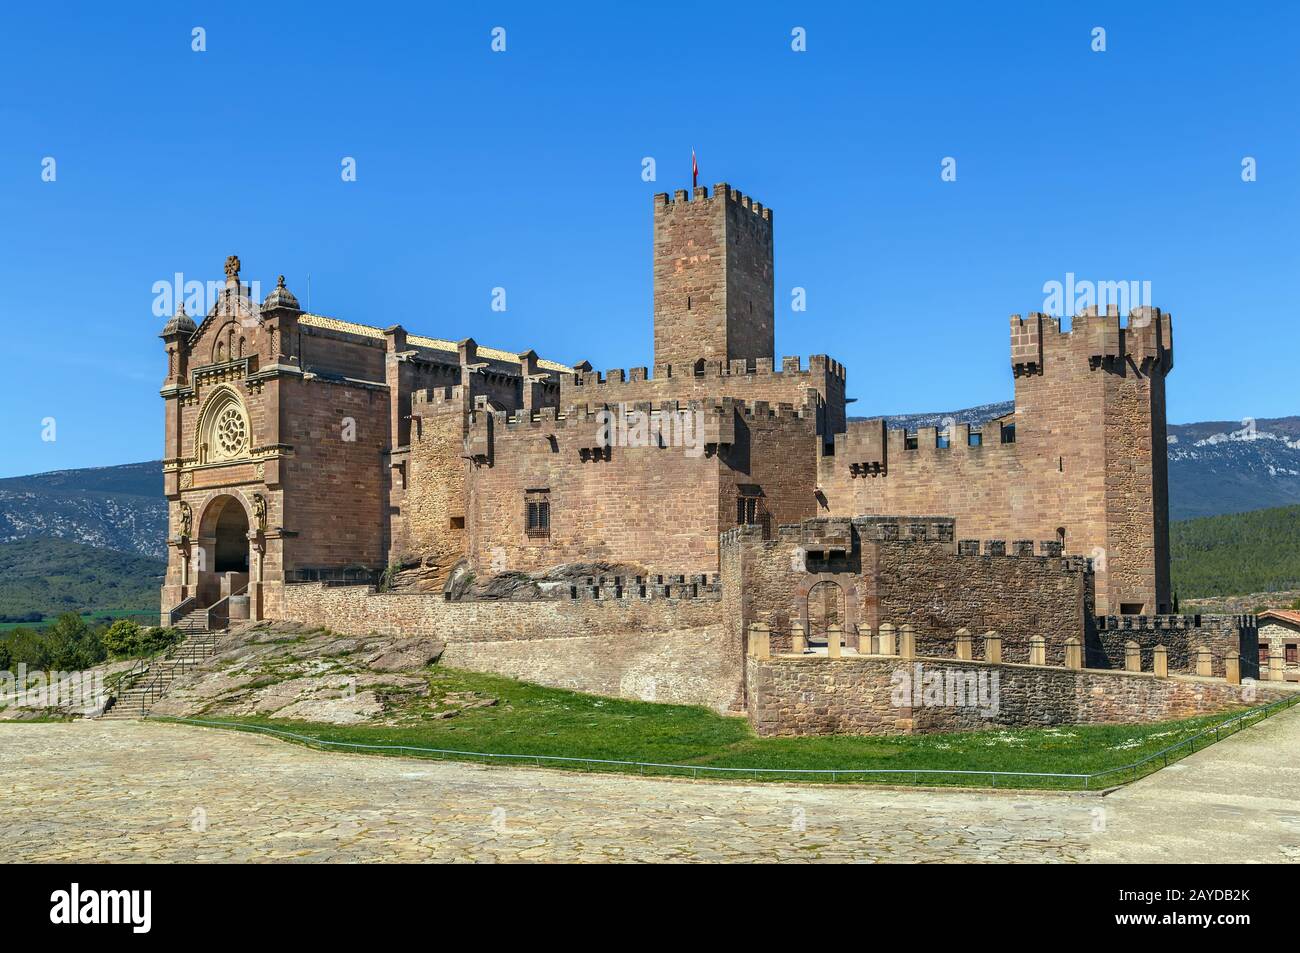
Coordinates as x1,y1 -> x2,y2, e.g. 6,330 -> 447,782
525,490 -> 550,539
968,431 -> 982,447
1001,423 -> 1016,444
736,489 -> 770,538
904,433 -> 918,450
449,516 -> 465,530
1288,645 -> 1298,665
936,431 -> 949,449
1120,603 -> 1144,616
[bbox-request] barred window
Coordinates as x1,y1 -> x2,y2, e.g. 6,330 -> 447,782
736,488 -> 770,538
525,490 -> 550,539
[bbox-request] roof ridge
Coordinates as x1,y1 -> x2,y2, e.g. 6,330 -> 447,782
297,313 -> 572,373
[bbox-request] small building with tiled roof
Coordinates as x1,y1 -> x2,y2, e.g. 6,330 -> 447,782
1258,609 -> 1300,680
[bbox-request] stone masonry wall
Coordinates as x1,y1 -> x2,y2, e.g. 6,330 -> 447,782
1088,615 -> 1258,679
281,582 -> 741,712
820,310 -> 1173,617
746,654 -> 1284,737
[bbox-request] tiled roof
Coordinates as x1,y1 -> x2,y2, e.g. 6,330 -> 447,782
297,313 -> 572,374
1259,609 -> 1300,628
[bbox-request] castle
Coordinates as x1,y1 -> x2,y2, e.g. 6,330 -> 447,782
158,182 -> 1264,734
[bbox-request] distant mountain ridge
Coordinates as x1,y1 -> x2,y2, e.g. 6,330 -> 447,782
2,409 -> 1297,560
0,462 -> 165,560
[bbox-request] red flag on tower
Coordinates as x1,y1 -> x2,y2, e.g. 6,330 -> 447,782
692,150 -> 698,189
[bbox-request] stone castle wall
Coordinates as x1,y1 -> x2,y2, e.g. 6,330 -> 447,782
1088,615 -> 1258,680
819,310 -> 1173,617
722,517 -> 1093,660
281,582 -> 742,713
746,654 -> 1283,737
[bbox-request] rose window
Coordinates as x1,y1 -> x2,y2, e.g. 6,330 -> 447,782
215,406 -> 247,457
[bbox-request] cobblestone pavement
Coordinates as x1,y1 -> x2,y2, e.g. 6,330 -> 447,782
1,713 -> 1295,863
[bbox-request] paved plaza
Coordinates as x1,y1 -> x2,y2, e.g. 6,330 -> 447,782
3,709 -> 1298,863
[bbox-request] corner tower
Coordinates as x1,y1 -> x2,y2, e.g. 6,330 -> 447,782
652,183 -> 774,373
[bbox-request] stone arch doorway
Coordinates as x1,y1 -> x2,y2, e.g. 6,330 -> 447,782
806,580 -> 845,641
196,494 -> 251,607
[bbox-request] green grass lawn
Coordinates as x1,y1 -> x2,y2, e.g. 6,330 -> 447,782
153,667 -> 1272,790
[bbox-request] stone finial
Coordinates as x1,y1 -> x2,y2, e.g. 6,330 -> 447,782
1225,652 -> 1241,685
262,274 -> 301,312
955,628 -> 972,661
1195,647 -> 1214,677
827,624 -> 842,659
984,631 -> 1002,664
225,254 -> 241,282
899,624 -> 916,659
1065,637 -> 1083,670
1124,640 -> 1141,673
1153,644 -> 1169,678
1269,649 -> 1285,681
1029,635 -> 1047,667
791,623 -> 807,655
748,622 -> 770,660
877,623 -> 895,656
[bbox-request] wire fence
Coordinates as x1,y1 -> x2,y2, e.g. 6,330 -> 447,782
147,689 -> 1300,791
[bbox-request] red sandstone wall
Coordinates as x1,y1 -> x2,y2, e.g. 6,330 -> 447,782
821,310 -> 1173,616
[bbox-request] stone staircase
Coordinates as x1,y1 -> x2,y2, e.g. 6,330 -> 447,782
99,629 -> 221,720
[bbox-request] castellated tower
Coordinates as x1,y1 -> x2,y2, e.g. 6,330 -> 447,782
1011,305 -> 1174,616
652,184 -> 774,373
821,304 -> 1174,617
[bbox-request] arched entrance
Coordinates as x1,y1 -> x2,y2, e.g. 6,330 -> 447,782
806,580 -> 845,642
196,495 -> 251,607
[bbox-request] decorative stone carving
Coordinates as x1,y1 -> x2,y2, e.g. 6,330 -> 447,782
225,255 -> 241,281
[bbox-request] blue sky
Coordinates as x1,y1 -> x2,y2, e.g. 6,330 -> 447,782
1,1 -> 1296,478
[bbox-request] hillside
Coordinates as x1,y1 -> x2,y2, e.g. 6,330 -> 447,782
0,538 -> 165,623
1170,504 -> 1300,600
0,461 -> 165,559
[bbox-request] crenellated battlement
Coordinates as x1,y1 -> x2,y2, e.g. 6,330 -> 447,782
654,182 -> 773,222
570,354 -> 845,388
1095,613 -> 1256,632
831,417 -> 1015,478
1010,306 -> 1174,377
561,571 -> 721,602
492,395 -> 816,433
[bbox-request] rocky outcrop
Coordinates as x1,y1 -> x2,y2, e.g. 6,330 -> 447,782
148,621 -> 475,726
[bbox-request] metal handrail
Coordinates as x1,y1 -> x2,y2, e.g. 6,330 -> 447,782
129,627 -> 224,715
167,595 -> 198,626
147,690 -> 1300,790
200,584 -> 248,631
1085,688 -> 1300,787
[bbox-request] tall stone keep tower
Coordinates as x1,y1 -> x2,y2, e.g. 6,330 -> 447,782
652,183 -> 774,373
1011,305 -> 1175,615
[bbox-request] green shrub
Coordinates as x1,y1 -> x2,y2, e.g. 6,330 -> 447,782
101,620 -> 181,659
101,620 -> 143,659
138,626 -> 182,656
